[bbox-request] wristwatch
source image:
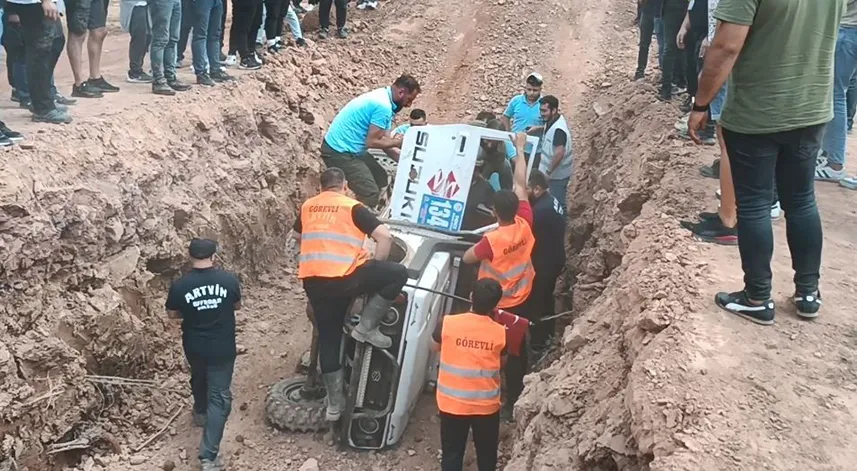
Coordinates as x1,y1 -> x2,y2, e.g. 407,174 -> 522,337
691,97 -> 710,113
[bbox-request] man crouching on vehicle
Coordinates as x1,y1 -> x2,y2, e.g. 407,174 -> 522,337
292,167 -> 409,423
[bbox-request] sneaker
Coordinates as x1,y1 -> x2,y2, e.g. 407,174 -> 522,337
197,73 -> 216,87
700,159 -> 720,179
153,81 -> 176,96
674,113 -> 690,133
10,90 -> 21,103
54,93 -> 77,106
814,163 -> 845,182
657,91 -> 672,102
0,134 -> 13,147
176,58 -> 187,68
770,201 -> 782,220
318,28 -> 330,40
303,3 -> 314,11
32,108 -> 73,124
127,70 -> 154,83
239,57 -> 262,70
168,79 -> 193,91
28,102 -> 68,113
88,76 -> 120,93
714,291 -> 775,326
793,291 -> 822,320
200,457 -> 224,471
337,27 -> 349,39
840,176 -> 857,190
267,44 -> 281,54
633,70 -> 645,81
296,38 -> 308,47
255,52 -> 264,64
211,70 -> 236,82
679,95 -> 692,113
224,54 -> 238,67
681,217 -> 737,245
72,82 -> 104,98
0,122 -> 24,142
294,3 -> 307,13
673,84 -> 687,95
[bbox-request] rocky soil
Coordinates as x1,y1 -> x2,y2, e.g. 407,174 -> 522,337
3,0 -> 857,470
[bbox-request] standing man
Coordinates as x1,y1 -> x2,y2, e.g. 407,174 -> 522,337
165,238 -> 241,471
191,0 -> 233,86
150,0 -> 192,95
815,0 -> 857,182
432,278 -> 506,471
502,72 -> 544,160
6,0 -> 72,123
321,74 -> 421,208
526,170 -> 566,352
659,0 -> 689,101
635,0 -> 664,80
688,0 -> 842,324
66,0 -> 119,98
293,167 -> 409,422
318,0 -> 347,39
120,0 -> 153,83
462,132 -> 534,421
530,95 -> 573,210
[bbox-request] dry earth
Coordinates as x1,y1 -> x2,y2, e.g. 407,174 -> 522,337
2,0 -> 857,470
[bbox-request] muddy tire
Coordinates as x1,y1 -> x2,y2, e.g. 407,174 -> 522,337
265,376 -> 328,432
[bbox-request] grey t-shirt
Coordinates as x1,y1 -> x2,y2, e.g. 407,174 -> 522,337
844,0 -> 857,27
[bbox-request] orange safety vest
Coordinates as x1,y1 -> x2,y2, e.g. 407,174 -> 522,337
477,216 -> 535,308
436,313 -> 506,416
297,191 -> 371,279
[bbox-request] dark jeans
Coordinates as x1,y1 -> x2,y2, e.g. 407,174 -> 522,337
529,265 -> 562,349
684,32 -> 704,97
264,0 -> 286,39
722,124 -> 825,301
230,0 -> 262,58
319,0 -> 346,29
129,5 -> 152,75
187,355 -> 235,462
848,71 -> 857,130
321,140 -> 389,208
660,1 -> 687,96
192,0 -> 224,75
177,0 -> 193,61
2,16 -> 60,100
150,0 -> 182,83
303,260 -> 409,374
10,3 -> 63,115
440,411 -> 500,471
636,11 -> 658,74
503,300 -> 531,408
220,0 -> 228,50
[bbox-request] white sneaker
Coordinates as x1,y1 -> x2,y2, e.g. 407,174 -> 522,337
224,54 -> 238,67
304,3 -> 314,11
770,201 -> 782,220
674,113 -> 690,133
840,176 -> 857,190
814,163 -> 845,182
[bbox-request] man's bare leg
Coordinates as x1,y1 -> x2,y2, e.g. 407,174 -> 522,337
717,123 -> 737,228
87,27 -> 107,80
67,32 -> 87,87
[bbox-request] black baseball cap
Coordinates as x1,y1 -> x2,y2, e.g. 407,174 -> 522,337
189,238 -> 218,259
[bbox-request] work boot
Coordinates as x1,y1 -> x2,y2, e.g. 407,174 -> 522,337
351,295 -> 394,349
322,369 -> 346,422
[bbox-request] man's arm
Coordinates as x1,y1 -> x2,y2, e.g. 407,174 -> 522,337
677,11 -> 691,49
695,21 -> 751,106
511,132 -> 528,201
165,284 -> 182,321
370,224 -> 393,261
384,147 -> 402,161
353,205 -> 392,261
366,125 -> 403,150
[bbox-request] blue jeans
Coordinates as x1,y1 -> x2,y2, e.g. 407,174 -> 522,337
150,0 -> 182,83
847,72 -> 857,130
187,355 -> 235,462
821,26 -> 857,167
710,82 -> 728,122
722,124 -> 824,301
192,0 -> 224,75
549,178 -> 569,213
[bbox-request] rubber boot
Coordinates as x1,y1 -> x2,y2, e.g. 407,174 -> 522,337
351,295 -> 394,349
322,369 -> 346,422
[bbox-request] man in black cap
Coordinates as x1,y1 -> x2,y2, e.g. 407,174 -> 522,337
166,238 -> 241,471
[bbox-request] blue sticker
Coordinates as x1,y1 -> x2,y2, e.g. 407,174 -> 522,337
417,194 -> 464,231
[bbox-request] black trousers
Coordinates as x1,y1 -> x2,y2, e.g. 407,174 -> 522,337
529,265 -> 562,349
636,10 -> 657,75
660,0 -> 687,97
128,5 -> 152,74
683,31 -> 704,98
440,411 -> 500,471
10,2 -> 64,115
177,0 -> 193,60
318,0 -> 346,29
229,0 -> 262,57
721,124 -> 824,302
264,0 -> 286,39
303,260 -> 408,373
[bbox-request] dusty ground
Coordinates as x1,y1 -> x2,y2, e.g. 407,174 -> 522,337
2,0 -> 857,470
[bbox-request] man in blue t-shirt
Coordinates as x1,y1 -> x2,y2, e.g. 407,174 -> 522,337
321,74 -> 421,208
502,72 -> 545,158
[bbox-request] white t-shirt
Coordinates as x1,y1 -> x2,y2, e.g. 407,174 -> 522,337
708,0 -> 720,41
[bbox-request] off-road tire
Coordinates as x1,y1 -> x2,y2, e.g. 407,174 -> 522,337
265,376 -> 328,432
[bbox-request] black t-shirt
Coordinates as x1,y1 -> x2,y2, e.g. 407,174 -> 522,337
166,267 -> 241,361
462,176 -> 495,231
531,192 -> 567,272
292,204 -> 381,236
551,128 -> 568,147
689,0 -> 708,36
